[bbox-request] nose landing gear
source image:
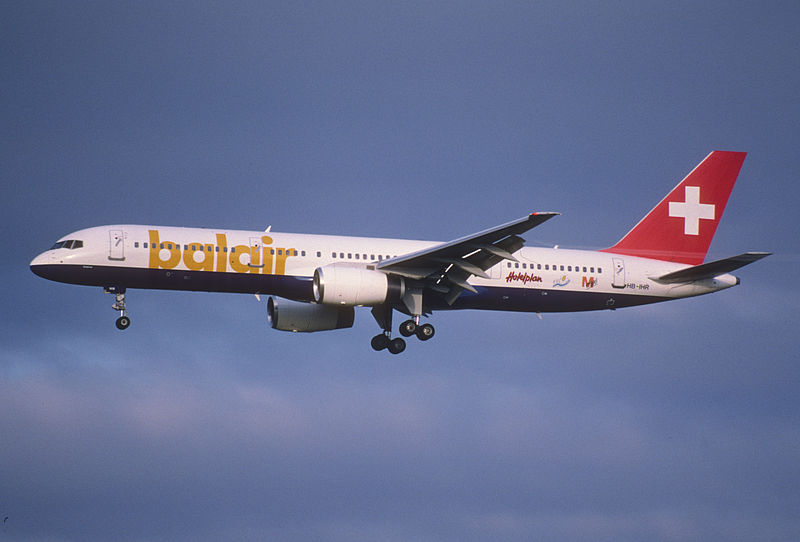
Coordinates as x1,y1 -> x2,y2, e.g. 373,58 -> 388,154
105,286 -> 130,330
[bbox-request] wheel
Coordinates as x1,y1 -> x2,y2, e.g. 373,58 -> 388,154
371,334 -> 390,351
387,337 -> 406,354
115,316 -> 131,330
399,319 -> 416,337
416,323 -> 435,341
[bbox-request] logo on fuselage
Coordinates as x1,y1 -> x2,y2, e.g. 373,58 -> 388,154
506,272 -> 542,285
147,230 -> 295,275
553,275 -> 570,287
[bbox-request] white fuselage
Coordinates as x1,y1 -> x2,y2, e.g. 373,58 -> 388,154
30,224 -> 738,314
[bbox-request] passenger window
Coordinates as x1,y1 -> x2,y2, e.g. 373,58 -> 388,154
302,251 -> 306,257
598,268 -> 602,273
355,254 -> 360,260
568,266 -> 572,271
347,253 -> 352,259
370,254 -> 375,260
317,252 -> 321,257
160,243 -> 165,249
537,264 -> 542,270
207,246 -> 212,252
545,264 -> 549,270
134,242 -> 139,248
583,267 -> 587,272
560,265 -> 564,271
332,252 -> 337,258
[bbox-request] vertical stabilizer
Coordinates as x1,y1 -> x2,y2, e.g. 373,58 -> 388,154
601,151 -> 746,265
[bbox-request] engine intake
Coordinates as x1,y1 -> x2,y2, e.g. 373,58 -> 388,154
313,264 -> 405,306
267,297 -> 354,332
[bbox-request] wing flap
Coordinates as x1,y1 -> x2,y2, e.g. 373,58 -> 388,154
378,212 -> 558,305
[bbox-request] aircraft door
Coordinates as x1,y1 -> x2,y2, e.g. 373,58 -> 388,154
611,258 -> 625,288
249,237 -> 265,270
108,229 -> 125,261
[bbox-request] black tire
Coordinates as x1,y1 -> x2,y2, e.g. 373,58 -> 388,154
371,334 -> 390,351
416,323 -> 435,341
399,319 -> 416,337
388,337 -> 406,354
116,316 -> 131,330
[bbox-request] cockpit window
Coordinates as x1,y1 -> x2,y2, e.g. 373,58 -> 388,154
50,239 -> 83,250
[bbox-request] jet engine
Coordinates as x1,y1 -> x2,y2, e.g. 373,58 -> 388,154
313,264 -> 405,306
267,297 -> 354,332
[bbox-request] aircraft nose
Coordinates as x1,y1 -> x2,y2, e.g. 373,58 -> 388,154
30,251 -> 54,278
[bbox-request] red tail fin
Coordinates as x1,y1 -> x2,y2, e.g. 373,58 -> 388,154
601,151 -> 746,265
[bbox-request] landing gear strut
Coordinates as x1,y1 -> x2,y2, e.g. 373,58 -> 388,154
105,286 -> 130,330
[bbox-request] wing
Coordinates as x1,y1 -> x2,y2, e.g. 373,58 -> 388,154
378,212 -> 559,305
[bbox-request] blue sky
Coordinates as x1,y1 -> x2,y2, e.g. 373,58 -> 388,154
2,2 -> 798,541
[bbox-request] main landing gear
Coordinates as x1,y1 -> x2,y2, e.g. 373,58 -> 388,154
398,319 -> 435,341
105,286 -> 130,330
370,333 -> 407,355
370,306 -> 435,354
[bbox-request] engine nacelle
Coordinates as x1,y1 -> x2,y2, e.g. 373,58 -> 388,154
313,264 -> 405,306
267,297 -> 354,332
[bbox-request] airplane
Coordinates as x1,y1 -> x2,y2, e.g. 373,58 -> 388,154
30,151 -> 769,354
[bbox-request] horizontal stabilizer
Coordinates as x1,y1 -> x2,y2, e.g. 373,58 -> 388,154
653,252 -> 770,284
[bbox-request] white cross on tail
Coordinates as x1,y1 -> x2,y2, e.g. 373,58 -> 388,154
668,186 -> 715,235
